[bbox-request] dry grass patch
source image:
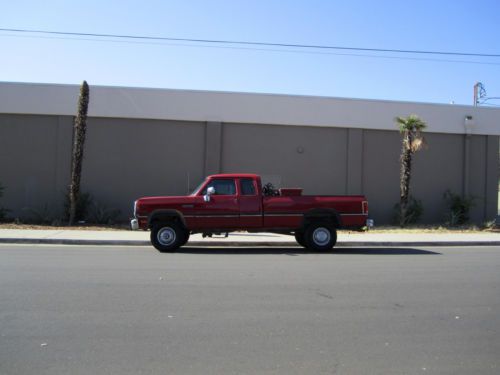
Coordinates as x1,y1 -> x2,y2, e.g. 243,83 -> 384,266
0,223 -> 130,231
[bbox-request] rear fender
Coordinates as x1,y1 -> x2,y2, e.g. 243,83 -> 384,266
301,208 -> 341,230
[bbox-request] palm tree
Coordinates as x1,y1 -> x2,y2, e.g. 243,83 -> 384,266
395,114 -> 427,227
68,81 -> 90,225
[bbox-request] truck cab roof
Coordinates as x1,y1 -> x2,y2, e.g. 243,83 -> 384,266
207,173 -> 260,179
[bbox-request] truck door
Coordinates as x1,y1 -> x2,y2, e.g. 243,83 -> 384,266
238,178 -> 263,228
195,178 -> 239,229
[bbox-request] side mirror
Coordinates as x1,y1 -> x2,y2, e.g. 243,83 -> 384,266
204,186 -> 215,202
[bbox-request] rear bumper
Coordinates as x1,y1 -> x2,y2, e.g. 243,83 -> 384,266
339,213 -> 368,228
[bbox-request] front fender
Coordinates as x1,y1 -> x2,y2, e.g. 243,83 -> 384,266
148,209 -> 187,228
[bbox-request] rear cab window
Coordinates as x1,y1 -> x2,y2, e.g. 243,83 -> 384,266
240,178 -> 256,195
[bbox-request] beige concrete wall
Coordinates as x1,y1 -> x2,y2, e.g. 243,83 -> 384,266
3,82 -> 500,136
0,114 -> 72,219
0,115 -> 206,220
362,130 -> 497,224
81,118 -> 206,218
0,113 -> 497,224
468,136 -> 488,222
221,123 -> 348,195
412,132 -> 465,223
362,130 -> 401,223
485,136 -> 499,221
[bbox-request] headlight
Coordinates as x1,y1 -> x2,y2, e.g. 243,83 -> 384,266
133,200 -> 137,217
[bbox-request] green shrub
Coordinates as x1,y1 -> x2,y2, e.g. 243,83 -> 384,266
20,196 -> 121,226
86,201 -> 121,224
443,190 -> 476,226
0,208 -> 7,221
393,196 -> 423,226
63,191 -> 92,223
482,219 -> 497,230
22,204 -> 58,225
63,192 -> 121,225
0,183 -> 9,221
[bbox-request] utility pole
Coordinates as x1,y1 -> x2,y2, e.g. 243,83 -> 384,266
473,82 -> 486,106
473,82 -> 479,106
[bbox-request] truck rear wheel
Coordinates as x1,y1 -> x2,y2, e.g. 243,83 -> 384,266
304,222 -> 337,251
294,232 -> 306,247
151,222 -> 186,252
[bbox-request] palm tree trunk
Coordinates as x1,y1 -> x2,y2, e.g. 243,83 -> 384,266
69,81 -> 89,225
399,131 -> 412,226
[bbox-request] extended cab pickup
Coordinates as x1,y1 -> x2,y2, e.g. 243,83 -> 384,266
131,173 -> 368,252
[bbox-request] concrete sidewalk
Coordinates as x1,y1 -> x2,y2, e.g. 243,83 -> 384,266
1,228 -> 499,247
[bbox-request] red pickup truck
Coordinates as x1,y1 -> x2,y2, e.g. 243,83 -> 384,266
131,173 -> 368,252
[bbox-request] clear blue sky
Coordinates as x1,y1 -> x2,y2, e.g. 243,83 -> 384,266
1,0 -> 499,105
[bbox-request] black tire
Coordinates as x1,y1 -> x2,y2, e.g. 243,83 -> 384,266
181,232 -> 190,246
150,222 -> 185,252
294,232 -> 306,247
304,222 -> 337,251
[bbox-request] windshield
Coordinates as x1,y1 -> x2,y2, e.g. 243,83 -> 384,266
190,179 -> 206,195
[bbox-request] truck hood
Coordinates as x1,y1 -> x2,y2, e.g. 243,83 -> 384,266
136,196 -> 197,215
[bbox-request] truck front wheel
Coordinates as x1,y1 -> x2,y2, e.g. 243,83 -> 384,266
304,222 -> 337,251
181,232 -> 190,246
151,222 -> 186,252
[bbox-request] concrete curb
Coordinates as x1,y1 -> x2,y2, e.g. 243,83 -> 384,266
335,241 -> 500,247
0,238 -> 152,246
1,238 -> 500,247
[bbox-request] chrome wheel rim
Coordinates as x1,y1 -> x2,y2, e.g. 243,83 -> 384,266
157,227 -> 176,246
312,227 -> 331,246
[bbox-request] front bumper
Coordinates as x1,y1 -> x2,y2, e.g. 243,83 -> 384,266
130,218 -> 139,230
366,219 -> 374,228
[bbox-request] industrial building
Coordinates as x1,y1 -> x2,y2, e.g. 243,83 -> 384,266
0,82 -> 498,224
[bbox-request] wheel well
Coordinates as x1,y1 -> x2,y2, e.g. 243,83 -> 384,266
301,209 -> 341,230
148,210 -> 186,229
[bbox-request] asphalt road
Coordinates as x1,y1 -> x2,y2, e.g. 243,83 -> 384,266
1,245 -> 499,375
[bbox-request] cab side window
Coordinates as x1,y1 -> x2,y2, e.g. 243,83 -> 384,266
202,179 -> 236,195
240,178 -> 256,195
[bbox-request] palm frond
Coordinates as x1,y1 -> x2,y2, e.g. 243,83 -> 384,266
395,114 -> 427,133
410,136 -> 427,152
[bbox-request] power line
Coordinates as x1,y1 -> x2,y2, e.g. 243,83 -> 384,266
479,97 -> 500,104
1,27 -> 500,58
3,32 -> 500,66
